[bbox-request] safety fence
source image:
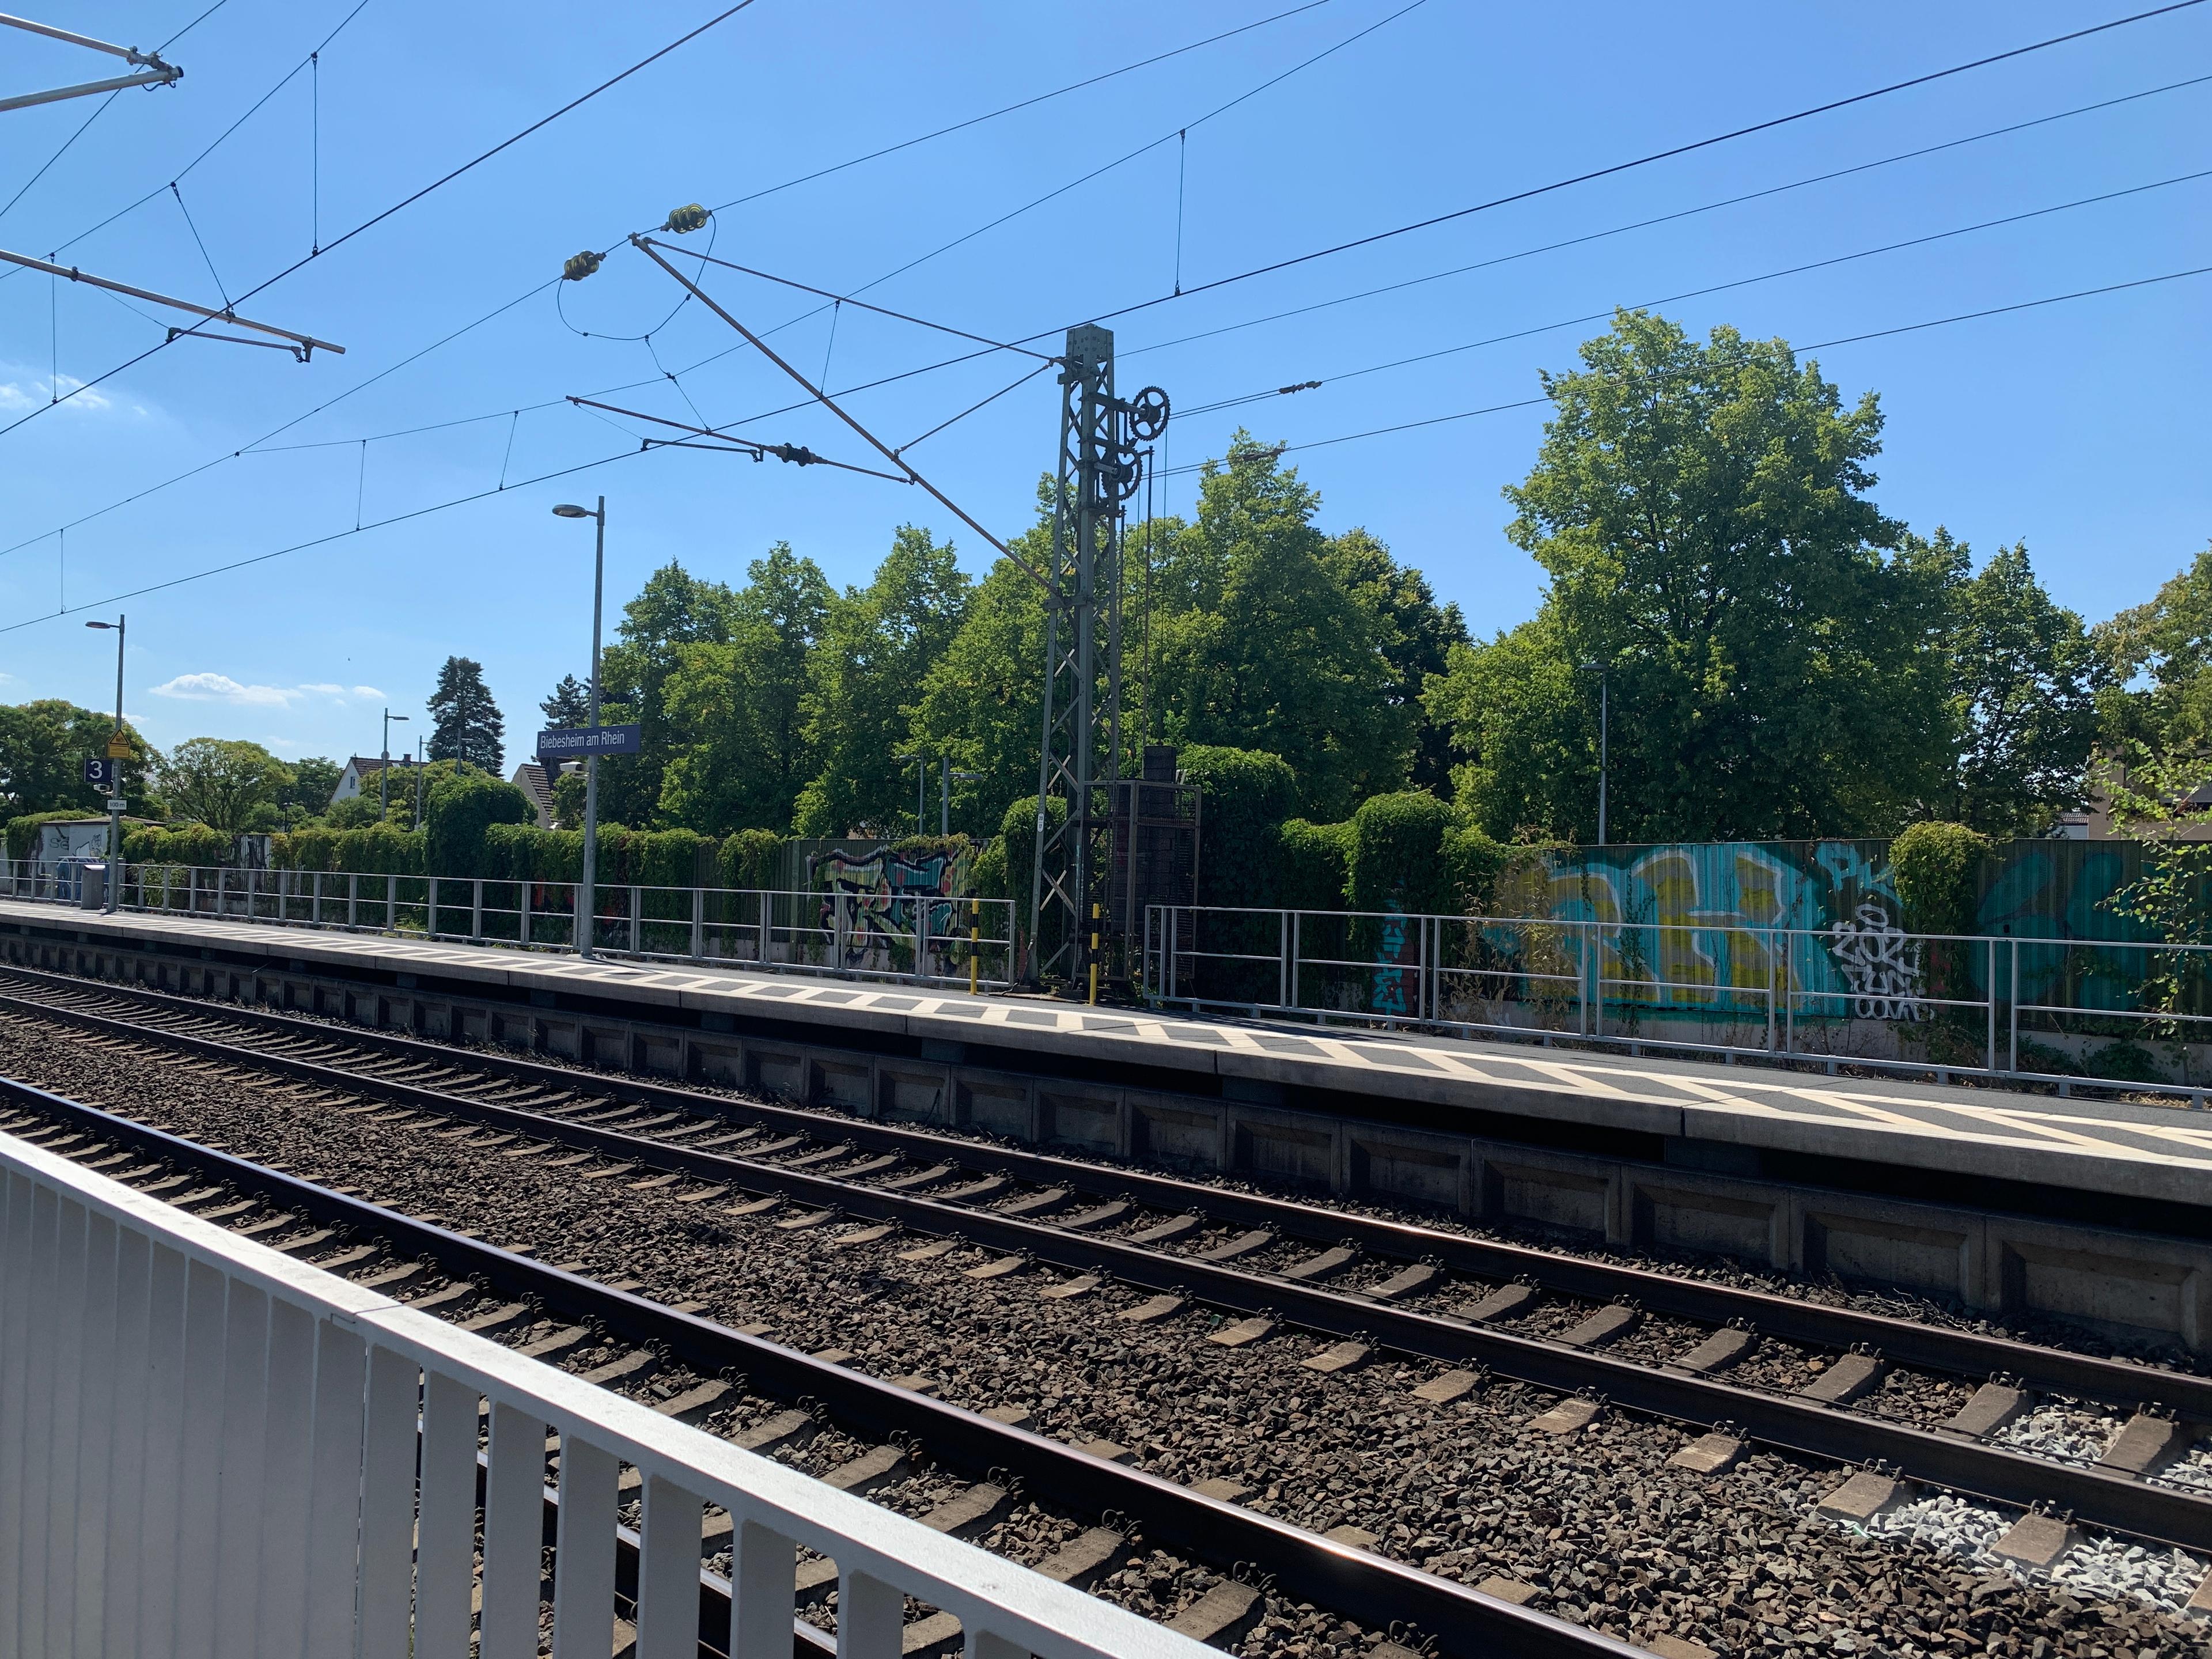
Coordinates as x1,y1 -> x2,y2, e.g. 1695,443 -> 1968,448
0,859 -> 1017,993
0,1111 -> 1201,1659
1143,903 -> 2212,1097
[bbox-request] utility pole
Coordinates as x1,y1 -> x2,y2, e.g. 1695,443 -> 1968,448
413,736 -> 426,827
380,709 -> 408,819
1029,325 -> 1167,986
553,499 -> 608,959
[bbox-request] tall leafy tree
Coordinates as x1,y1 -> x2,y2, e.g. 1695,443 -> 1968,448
158,738 -> 294,833
658,543 -> 834,833
2093,541 -> 2212,752
593,563 -> 736,825
1149,440 -> 1411,820
1323,527 -> 1469,792
539,674 -> 592,730
279,756 -> 343,821
793,525 -> 971,836
426,657 -> 505,771
0,700 -> 157,817
1432,310 -> 1949,841
1935,535 -> 2105,834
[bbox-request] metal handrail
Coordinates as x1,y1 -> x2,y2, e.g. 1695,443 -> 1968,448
1143,902 -> 2212,1100
0,1115 -> 1203,1658
0,859 -> 1017,995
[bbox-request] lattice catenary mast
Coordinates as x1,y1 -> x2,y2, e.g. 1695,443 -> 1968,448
1029,324 -> 1167,984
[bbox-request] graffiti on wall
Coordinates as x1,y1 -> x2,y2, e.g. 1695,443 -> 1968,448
1827,901 -> 1926,1021
808,847 -> 965,971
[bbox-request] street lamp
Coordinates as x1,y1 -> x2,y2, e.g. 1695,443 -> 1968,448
553,498 -> 607,960
1580,660 -> 1612,847
945,762 -> 982,838
84,616 -> 124,912
380,709 -> 409,820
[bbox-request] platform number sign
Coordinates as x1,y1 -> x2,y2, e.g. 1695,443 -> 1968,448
83,757 -> 118,789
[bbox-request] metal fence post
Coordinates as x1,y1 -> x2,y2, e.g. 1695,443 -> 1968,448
2009,937 -> 2020,1074
347,873 -> 358,930
759,890 -> 772,966
1766,926 -> 1778,1054
630,886 -> 641,956
429,876 -> 440,939
915,896 -> 927,986
1986,935 -> 1998,1074
471,879 -> 483,943
385,876 -> 396,934
519,880 -> 531,947
1279,911 -> 1290,1009
312,870 -> 323,927
691,886 -> 704,962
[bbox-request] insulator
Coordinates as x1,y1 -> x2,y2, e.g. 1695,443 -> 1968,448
562,249 -> 604,283
663,203 -> 710,234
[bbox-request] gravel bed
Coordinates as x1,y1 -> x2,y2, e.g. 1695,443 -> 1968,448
1995,1401 -> 2126,1466
7,1018 -> 2211,1657
1857,1493 -> 2209,1615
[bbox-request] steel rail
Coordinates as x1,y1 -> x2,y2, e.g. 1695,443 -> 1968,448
2,963 -> 2203,1421
5,982 -> 2211,1555
0,1071 -> 1626,1659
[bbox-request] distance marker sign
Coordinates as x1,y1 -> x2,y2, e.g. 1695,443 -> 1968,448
536,724 -> 643,760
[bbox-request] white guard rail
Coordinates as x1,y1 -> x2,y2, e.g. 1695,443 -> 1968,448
0,1121 -> 1207,1659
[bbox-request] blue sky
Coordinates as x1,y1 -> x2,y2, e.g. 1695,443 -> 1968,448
1,0 -> 2206,767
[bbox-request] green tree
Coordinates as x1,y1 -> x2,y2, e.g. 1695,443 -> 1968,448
909,499 -> 1055,840
158,738 -> 294,833
1936,535 -> 2105,834
0,699 -> 157,817
593,562 -> 737,825
1323,527 -> 1469,792
278,756 -> 343,823
1150,439 -> 1412,820
422,765 -> 533,876
540,674 -> 592,730
427,656 -> 505,771
1434,310 -> 1949,842
2094,541 -> 2212,752
793,525 -> 971,836
658,543 -> 833,834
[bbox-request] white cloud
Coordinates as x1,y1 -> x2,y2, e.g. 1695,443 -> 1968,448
0,373 -> 137,417
149,672 -> 298,707
352,685 -> 385,699
297,683 -> 347,696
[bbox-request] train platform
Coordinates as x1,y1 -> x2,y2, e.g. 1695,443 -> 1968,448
6,895 -> 2212,1353
3,895 -> 2207,1203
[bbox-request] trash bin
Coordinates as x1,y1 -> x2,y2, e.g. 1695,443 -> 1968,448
79,861 -> 107,910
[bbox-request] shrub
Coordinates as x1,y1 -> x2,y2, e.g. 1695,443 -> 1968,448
998,794 -> 1068,961
1892,821 -> 1993,936
1443,824 -> 1509,915
1275,819 -> 1353,911
717,828 -> 783,891
272,826 -> 343,872
1177,745 -> 1299,908
612,828 -> 711,889
121,823 -> 228,869
1347,790 -> 1456,915
333,823 -> 424,876
423,768 -> 534,877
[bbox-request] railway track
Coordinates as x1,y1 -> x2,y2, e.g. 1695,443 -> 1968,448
0,1067 -> 1615,1659
2,963 -> 2210,1638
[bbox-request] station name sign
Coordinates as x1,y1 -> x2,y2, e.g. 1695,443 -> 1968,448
536,724 -> 643,760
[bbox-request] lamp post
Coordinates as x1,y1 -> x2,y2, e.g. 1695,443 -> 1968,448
412,736 -> 426,827
380,709 -> 409,820
84,615 -> 124,911
553,498 -> 606,960
1596,672 -> 1609,849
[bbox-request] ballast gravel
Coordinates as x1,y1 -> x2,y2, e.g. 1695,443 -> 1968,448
5,1011 -> 2212,1657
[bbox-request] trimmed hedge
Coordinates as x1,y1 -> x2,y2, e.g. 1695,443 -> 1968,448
424,769 -> 534,878
717,828 -> 782,891
1444,824 -> 1509,915
1347,790 -> 1456,915
1177,745 -> 1299,909
123,824 -> 229,868
1892,821 -> 1993,935
1275,819 -> 1353,911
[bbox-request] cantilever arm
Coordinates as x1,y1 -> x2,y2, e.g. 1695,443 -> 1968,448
0,248 -> 343,357
627,233 -> 1050,592
0,13 -> 181,114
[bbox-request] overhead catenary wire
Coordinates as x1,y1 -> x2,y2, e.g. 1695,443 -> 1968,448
0,0 -> 764,438
1074,0 -> 2212,334
1156,260 -> 2212,479
1163,164 -> 2212,419
7,3 -> 2199,598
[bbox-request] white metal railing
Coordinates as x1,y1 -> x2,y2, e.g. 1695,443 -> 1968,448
0,1119 -> 1206,1659
0,858 -> 1017,993
1143,903 -> 2212,1099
